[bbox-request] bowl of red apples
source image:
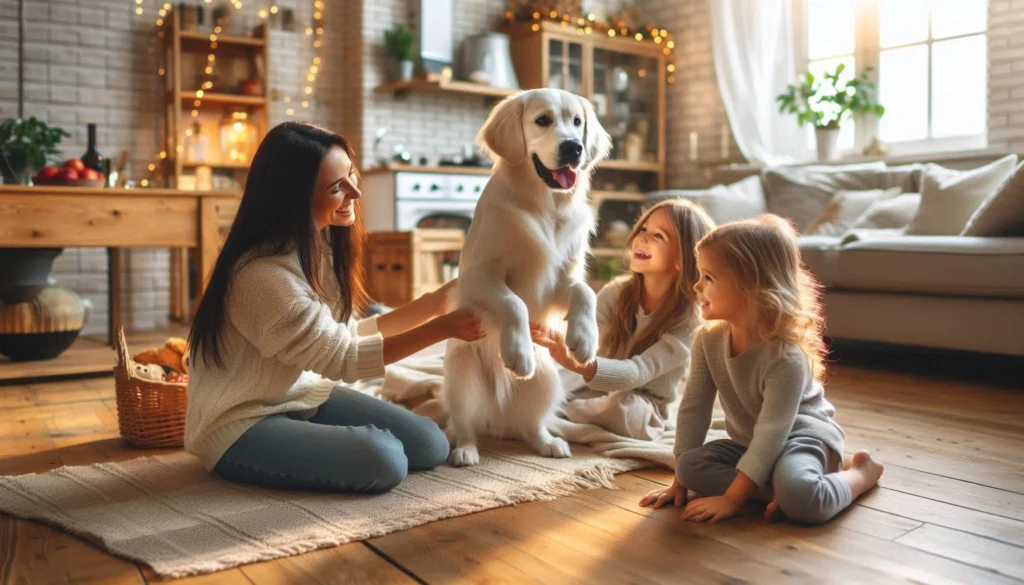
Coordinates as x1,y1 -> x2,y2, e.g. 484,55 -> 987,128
33,159 -> 105,187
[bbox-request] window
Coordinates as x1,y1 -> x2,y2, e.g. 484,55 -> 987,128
801,0 -> 988,154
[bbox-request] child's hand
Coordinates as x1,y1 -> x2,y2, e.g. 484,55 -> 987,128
680,495 -> 739,523
529,324 -> 576,370
442,307 -> 485,342
639,477 -> 687,509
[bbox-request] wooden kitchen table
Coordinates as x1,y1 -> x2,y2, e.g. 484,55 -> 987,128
0,185 -> 240,379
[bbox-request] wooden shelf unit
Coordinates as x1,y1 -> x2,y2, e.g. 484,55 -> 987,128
159,8 -> 270,191
177,92 -> 267,108
361,163 -> 493,177
179,30 -> 266,47
375,77 -> 519,99
159,9 -> 269,323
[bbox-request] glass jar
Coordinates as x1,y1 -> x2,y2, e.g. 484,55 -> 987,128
218,109 -> 258,164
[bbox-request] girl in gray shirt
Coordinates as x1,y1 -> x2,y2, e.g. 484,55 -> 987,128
640,215 -> 884,525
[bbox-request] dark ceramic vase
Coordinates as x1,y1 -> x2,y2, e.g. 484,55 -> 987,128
0,248 -> 64,303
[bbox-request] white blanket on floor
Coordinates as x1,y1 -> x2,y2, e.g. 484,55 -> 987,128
347,342 -> 726,469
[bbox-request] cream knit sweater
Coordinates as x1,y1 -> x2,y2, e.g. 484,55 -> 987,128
184,248 -> 385,470
586,278 -> 698,411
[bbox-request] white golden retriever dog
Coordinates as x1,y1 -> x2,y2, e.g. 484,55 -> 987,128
443,88 -> 611,466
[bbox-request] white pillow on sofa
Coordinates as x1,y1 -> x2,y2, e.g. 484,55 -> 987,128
905,155 -> 1019,235
805,187 -> 903,236
646,175 -> 767,225
762,162 -> 887,233
961,160 -> 1024,237
848,192 -> 922,231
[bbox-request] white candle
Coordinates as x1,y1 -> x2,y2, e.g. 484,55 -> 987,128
689,131 -> 698,161
720,124 -> 729,159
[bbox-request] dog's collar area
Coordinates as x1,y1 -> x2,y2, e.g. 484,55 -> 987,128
532,153 -> 577,191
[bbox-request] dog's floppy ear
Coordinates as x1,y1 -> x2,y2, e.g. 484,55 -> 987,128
476,93 -> 527,166
580,96 -> 611,170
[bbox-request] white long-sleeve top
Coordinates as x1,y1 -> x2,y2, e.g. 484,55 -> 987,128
586,278 -> 699,413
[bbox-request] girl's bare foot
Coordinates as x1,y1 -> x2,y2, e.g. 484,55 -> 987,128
840,451 -> 885,499
764,498 -> 785,522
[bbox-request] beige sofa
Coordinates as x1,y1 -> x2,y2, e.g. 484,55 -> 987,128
646,156 -> 1024,357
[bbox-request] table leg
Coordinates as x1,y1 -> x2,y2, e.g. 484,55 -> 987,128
197,199 -> 220,305
107,247 -> 123,346
169,247 -> 190,323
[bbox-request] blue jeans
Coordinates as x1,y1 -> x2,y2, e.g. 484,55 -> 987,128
214,387 -> 450,493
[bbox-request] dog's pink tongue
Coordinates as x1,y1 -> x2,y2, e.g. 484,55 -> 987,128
553,167 -> 577,190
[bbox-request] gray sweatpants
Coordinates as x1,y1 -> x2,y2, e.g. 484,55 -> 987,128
675,436 -> 853,525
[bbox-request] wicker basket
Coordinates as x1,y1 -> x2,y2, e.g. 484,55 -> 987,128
114,327 -> 188,448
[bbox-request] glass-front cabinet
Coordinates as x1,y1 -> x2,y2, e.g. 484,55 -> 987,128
507,21 -> 666,193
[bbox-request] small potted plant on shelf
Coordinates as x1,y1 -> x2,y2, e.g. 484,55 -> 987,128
0,117 -> 70,185
776,63 -> 884,161
384,24 -> 415,81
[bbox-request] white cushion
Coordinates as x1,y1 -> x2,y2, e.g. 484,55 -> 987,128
906,155 -> 1019,235
849,193 -> 922,231
762,162 -> 887,233
962,160 -> 1024,237
806,187 -> 902,236
646,175 -> 767,225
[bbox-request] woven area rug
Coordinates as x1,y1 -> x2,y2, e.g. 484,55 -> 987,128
0,441 -> 646,578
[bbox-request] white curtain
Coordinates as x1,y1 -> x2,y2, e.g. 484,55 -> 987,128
710,0 -> 809,166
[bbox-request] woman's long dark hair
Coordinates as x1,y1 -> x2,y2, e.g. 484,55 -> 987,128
188,122 -> 370,368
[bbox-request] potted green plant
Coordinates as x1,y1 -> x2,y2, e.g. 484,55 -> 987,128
776,64 -> 884,161
383,24 -> 415,81
0,117 -> 71,185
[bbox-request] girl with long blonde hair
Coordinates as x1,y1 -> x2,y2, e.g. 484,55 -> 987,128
640,214 -> 884,525
532,199 -> 715,439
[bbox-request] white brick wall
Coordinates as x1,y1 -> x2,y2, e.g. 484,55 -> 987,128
1,0 -> 333,335
353,0 -> 508,168
989,0 -> 1024,152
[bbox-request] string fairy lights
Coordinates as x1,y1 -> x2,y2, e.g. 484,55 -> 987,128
134,1 -> 325,187
259,1 -> 325,118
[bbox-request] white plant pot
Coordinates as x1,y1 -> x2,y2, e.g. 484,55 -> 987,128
399,59 -> 415,81
815,127 -> 841,162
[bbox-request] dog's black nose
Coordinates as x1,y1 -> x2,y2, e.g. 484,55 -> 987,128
559,140 -> 584,166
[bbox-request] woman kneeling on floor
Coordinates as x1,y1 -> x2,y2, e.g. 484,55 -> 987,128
185,122 -> 483,493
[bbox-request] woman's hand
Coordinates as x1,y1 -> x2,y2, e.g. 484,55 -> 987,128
429,279 -> 459,317
639,477 -> 688,509
441,307 -> 485,342
530,323 -> 597,380
680,495 -> 740,523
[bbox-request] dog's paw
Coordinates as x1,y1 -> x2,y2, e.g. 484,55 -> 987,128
536,437 -> 571,459
449,445 -> 480,467
501,329 -> 536,379
565,320 -> 598,364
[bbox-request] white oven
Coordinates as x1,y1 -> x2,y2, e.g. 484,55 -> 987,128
360,169 -> 489,233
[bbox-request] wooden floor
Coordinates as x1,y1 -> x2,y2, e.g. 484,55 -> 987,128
1,347 -> 1023,584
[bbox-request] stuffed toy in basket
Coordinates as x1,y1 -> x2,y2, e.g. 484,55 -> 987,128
114,327 -> 189,448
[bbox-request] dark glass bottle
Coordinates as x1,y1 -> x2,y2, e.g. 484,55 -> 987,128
81,123 -> 104,173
